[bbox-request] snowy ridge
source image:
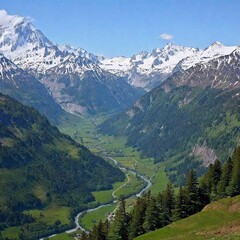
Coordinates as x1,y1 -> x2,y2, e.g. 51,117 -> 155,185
100,43 -> 199,76
45,53 -> 102,76
0,10 -> 238,91
100,42 -> 238,90
174,41 -> 238,72
58,44 -> 101,63
99,43 -> 200,90
162,46 -> 240,93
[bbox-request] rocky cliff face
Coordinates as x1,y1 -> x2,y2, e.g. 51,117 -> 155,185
41,55 -> 143,115
0,53 -> 65,123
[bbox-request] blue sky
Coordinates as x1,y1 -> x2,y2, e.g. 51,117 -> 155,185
1,0 -> 239,57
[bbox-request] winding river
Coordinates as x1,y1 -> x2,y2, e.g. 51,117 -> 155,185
42,149 -> 152,239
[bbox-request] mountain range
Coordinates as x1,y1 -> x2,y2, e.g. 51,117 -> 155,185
100,46 -> 240,184
0,10 -> 238,118
0,9 -> 239,182
0,10 -> 142,116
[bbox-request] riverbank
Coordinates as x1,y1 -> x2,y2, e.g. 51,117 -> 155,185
46,116 -> 169,239
43,153 -> 152,239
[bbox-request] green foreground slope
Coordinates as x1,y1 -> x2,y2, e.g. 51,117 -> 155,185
136,195 -> 240,240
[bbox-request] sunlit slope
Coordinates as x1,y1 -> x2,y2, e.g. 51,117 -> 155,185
136,195 -> 240,240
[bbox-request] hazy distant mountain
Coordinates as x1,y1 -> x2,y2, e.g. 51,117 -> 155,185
173,41 -> 238,72
100,42 -> 238,91
100,43 -> 199,90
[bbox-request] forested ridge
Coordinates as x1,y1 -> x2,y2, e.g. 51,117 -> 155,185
100,85 -> 240,184
0,93 -> 124,239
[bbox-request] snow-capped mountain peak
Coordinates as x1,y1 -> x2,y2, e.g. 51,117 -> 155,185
58,44 -> 100,63
0,10 -> 100,75
100,43 -> 199,90
208,41 -> 223,47
202,41 -> 236,57
0,10 -> 97,75
174,42 -> 238,73
0,10 -> 54,53
0,9 -> 239,116
0,10 -> 66,73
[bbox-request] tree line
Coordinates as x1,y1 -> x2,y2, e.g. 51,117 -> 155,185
80,146 -> 240,240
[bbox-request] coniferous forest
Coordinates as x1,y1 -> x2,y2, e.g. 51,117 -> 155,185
81,146 -> 240,240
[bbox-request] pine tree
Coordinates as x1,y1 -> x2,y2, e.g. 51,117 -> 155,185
128,198 -> 146,239
162,183 -> 175,225
103,219 -> 110,237
211,159 -> 222,194
200,164 -> 213,194
110,196 -> 129,240
173,186 -> 187,221
198,184 -> 210,208
0,233 -> 3,240
227,147 -> 240,196
89,220 -> 107,240
97,220 -> 107,240
217,157 -> 233,197
143,196 -> 159,232
185,170 -> 200,215
80,231 -> 88,240
155,192 -> 166,228
89,224 -> 98,240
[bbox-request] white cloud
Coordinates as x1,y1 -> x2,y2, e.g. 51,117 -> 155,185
0,10 -> 9,25
0,9 -> 33,26
160,33 -> 174,40
0,9 -> 29,26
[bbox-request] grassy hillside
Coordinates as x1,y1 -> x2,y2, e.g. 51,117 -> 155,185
135,195 -> 240,240
0,93 -> 124,239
